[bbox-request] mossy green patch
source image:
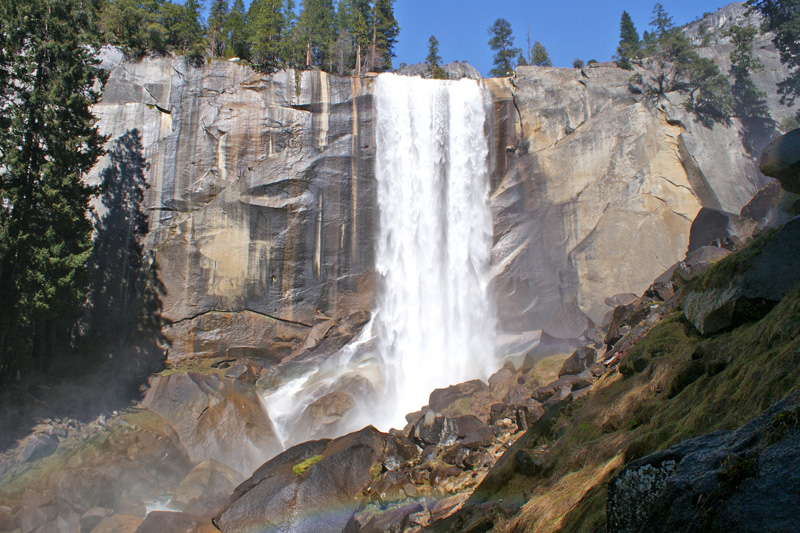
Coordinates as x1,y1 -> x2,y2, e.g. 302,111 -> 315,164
293,455 -> 323,475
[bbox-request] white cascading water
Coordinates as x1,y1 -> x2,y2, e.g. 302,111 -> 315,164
373,73 -> 496,429
261,73 -> 496,446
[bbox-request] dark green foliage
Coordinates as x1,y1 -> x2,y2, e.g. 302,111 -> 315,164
573,58 -> 584,69
0,0 -> 107,381
488,18 -> 519,77
650,2 -> 675,39
747,0 -> 800,118
427,35 -> 447,79
248,0 -> 286,71
530,41 -> 552,67
295,0 -> 336,68
616,11 -> 641,69
208,0 -> 229,57
226,0 -> 249,59
631,4 -> 732,126
366,0 -> 399,72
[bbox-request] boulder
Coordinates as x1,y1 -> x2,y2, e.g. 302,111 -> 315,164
90,514 -> 142,532
541,302 -> 593,340
684,217 -> 800,334
141,371 -> 282,475
608,391 -> 800,533
604,294 -> 638,308
214,426 -> 390,533
428,380 -> 488,413
170,460 -> 240,517
676,246 -> 732,281
558,347 -> 597,377
759,128 -> 800,192
688,207 -> 758,252
410,411 -> 459,447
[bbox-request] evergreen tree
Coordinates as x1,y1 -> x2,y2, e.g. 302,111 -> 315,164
616,10 -> 641,69
226,0 -> 249,59
247,0 -> 286,71
488,18 -> 518,77
208,0 -> 230,57
0,0 -> 107,381
517,52 -> 528,67
172,0 -> 206,62
296,0 -> 336,68
530,41 -> 551,66
747,0 -> 800,118
427,35 -> 446,79
351,0 -> 371,74
333,0 -> 355,73
650,3 -> 675,40
367,0 -> 399,72
573,58 -> 584,68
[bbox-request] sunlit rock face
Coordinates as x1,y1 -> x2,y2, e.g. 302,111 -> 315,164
90,53 -> 377,363
488,42 -> 795,329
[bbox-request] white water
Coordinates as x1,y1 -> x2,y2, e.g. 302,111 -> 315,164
373,73 -> 496,429
261,73 -> 496,445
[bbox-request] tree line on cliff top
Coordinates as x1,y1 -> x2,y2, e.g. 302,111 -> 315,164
489,2 -> 799,126
99,0 -> 399,75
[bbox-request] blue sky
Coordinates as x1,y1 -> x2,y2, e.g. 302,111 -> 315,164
392,0 -> 736,76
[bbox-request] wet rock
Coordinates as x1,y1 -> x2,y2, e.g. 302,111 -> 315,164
90,514 -> 142,532
487,368 -> 513,388
420,445 -> 439,463
287,390 -> 356,444
215,426 -> 389,533
80,507 -> 114,532
359,502 -> 422,533
382,455 -> 405,472
604,304 -> 637,347
411,411 -> 459,447
558,347 -> 597,377
514,449 -> 546,477
428,380 -> 487,413
429,494 -> 469,521
141,372 -> 281,475
170,460 -> 239,517
135,511 -> 217,532
608,391 -> 800,533
504,384 -> 530,405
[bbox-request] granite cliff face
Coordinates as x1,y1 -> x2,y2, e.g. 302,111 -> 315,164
91,50 -> 378,363
90,7 -> 795,361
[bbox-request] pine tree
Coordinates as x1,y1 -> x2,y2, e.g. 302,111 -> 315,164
488,18 -> 518,77
427,35 -> 446,79
530,41 -> 552,66
173,0 -> 206,62
295,0 -> 336,68
616,11 -> 641,69
0,0 -> 107,381
247,0 -> 286,71
208,0 -> 230,57
333,0 -> 355,74
650,3 -> 675,40
367,0 -> 398,72
226,0 -> 249,59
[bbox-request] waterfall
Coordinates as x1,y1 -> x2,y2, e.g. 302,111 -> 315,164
373,73 -> 496,429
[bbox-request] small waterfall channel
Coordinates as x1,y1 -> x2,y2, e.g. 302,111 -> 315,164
262,73 -> 496,446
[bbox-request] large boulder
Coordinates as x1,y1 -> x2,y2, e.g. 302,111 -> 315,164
687,207 -> 757,251
684,217 -> 800,334
760,128 -> 800,192
214,426 -> 394,533
141,372 -> 282,476
607,391 -> 800,532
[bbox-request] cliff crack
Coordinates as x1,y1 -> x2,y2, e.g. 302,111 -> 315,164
168,309 -> 313,329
